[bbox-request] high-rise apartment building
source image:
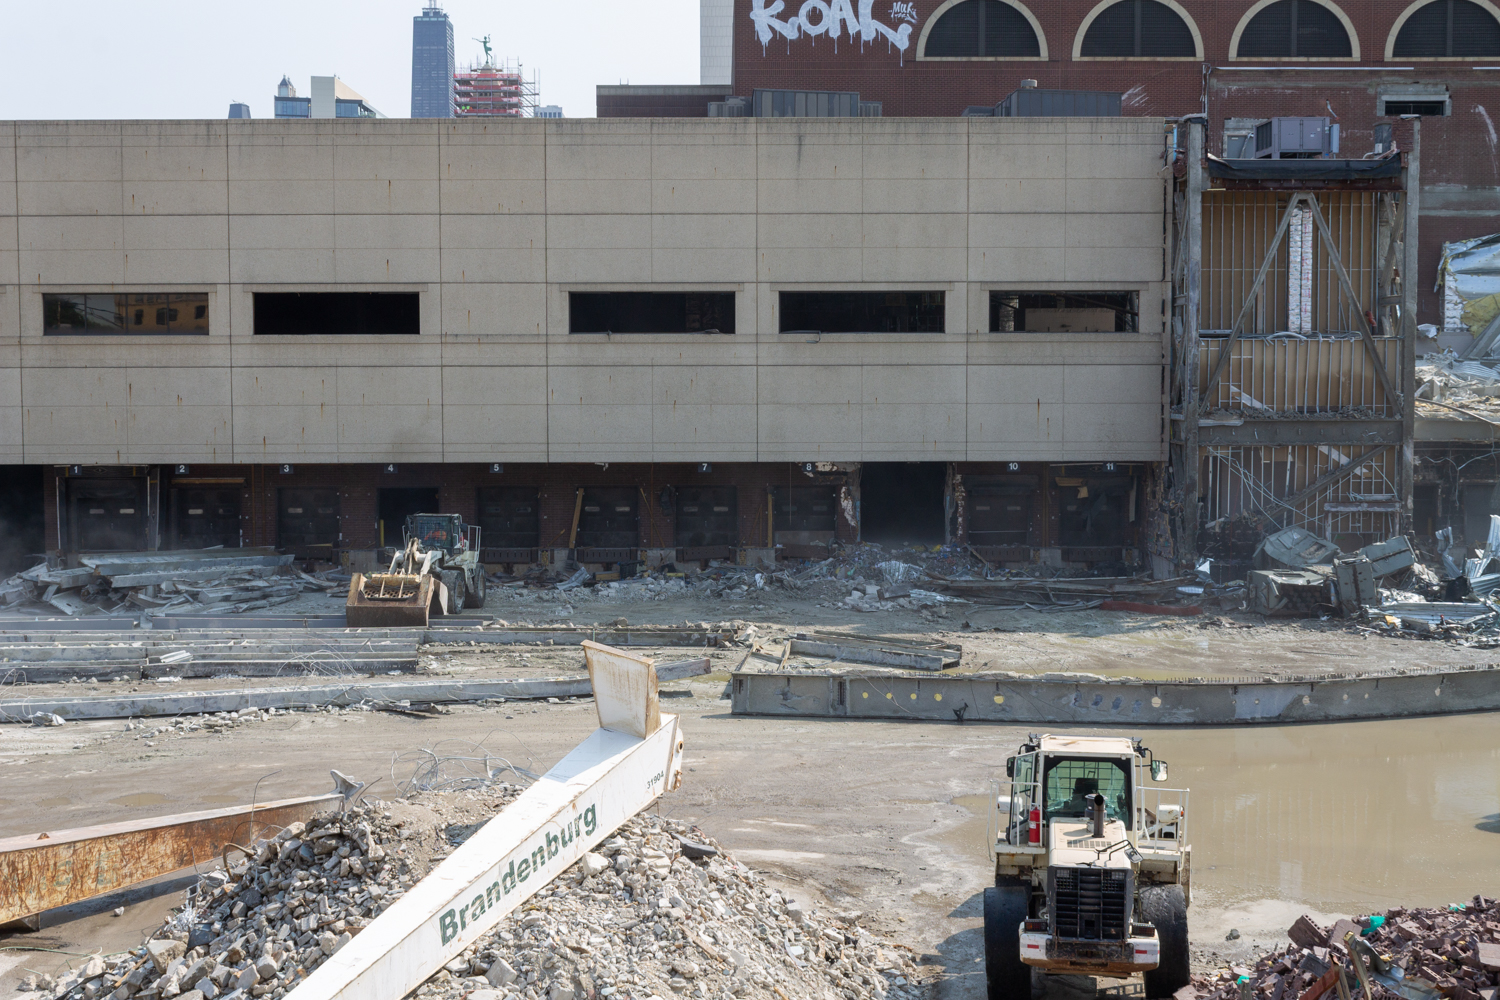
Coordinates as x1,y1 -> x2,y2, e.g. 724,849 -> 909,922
411,2 -> 456,118
536,105 -> 563,118
273,76 -> 384,119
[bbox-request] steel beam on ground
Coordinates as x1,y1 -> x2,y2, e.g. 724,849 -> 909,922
728,668 -> 1500,725
0,790 -> 345,925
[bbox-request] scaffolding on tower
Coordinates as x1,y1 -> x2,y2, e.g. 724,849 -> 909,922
454,56 -> 540,118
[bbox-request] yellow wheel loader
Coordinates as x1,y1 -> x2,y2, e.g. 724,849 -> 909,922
346,513 -> 485,627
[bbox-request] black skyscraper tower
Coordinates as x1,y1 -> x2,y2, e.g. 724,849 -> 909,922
411,2 -> 455,118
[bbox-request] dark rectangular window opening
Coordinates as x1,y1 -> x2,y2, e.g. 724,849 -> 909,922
1380,100 -> 1448,117
990,291 -> 1139,333
44,293 -> 209,336
253,292 -> 421,336
778,291 -> 945,334
568,292 -> 735,334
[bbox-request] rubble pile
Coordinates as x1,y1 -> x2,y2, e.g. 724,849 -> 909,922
20,797 -> 922,1000
1186,901 -> 1500,1000
19,788 -> 526,1000
489,542 -> 1201,614
413,813 -> 923,1000
0,549 -> 343,618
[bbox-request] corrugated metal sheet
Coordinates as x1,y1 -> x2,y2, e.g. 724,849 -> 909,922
1199,337 -> 1401,413
1201,191 -> 1378,336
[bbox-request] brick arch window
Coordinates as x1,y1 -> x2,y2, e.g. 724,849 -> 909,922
920,0 -> 1044,57
1233,0 -> 1355,57
1078,0 -> 1199,57
1391,0 -> 1500,56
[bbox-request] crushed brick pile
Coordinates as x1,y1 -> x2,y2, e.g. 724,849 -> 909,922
1184,900 -> 1500,1000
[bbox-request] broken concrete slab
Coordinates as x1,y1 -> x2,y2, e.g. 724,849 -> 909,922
0,657 -> 712,722
787,636 -> 957,672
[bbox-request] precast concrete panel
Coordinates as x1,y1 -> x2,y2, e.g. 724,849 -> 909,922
120,123 -> 230,216
0,364 -> 20,461
0,118 -> 1172,466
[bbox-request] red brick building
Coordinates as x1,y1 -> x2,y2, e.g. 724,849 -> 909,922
604,0 -> 1500,325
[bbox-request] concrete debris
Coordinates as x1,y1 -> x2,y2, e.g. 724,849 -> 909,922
1185,898 -> 1500,1000
42,792 -> 923,1000
3,548 -> 341,618
0,656 -> 712,723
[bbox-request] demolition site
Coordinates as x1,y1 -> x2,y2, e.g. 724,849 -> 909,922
2,0 -> 1500,998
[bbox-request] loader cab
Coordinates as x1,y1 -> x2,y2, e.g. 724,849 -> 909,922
1001,734 -> 1178,849
406,513 -> 475,554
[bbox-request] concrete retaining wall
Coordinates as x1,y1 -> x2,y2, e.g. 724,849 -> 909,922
729,667 -> 1500,724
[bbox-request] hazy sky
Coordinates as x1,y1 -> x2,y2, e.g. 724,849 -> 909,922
0,0 -> 701,120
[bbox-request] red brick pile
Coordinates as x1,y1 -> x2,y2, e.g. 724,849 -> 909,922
1181,899 -> 1500,1000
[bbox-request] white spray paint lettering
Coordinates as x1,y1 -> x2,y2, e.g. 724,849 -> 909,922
889,1 -> 917,22
750,0 -> 914,60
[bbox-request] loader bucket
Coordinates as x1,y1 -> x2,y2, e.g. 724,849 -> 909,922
345,572 -> 439,628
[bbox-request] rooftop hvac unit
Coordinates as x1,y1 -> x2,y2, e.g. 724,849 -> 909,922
995,88 -> 1121,117
707,96 -> 748,117
1252,117 -> 1341,159
751,88 -> 864,118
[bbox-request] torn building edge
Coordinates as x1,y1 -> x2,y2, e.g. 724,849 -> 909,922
284,640 -> 683,1000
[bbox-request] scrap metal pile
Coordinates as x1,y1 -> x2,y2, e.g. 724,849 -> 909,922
0,548 -> 342,618
16,795 -> 922,1000
1185,901 -> 1500,1000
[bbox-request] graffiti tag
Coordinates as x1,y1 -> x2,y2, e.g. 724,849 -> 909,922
749,0 -> 915,56
889,1 -> 917,22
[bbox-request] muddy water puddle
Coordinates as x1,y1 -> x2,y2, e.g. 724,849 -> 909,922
940,713 -> 1500,925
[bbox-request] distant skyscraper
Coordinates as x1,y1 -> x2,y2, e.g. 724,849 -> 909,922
700,0 -> 733,85
536,105 -> 563,118
412,2 -> 456,118
228,102 -> 252,119
272,75 -> 383,119
274,76 -> 309,118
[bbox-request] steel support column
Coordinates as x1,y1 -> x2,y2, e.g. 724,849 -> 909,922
1179,120 -> 1204,564
1400,121 -> 1420,535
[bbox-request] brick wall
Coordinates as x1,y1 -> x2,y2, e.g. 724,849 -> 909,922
729,0 -> 1500,324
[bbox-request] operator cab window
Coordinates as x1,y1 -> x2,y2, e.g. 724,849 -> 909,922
1043,757 -> 1131,827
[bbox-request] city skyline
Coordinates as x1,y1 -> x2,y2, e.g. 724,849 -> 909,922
0,0 -> 699,120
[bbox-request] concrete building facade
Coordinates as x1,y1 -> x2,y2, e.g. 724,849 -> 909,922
0,117 -> 1171,566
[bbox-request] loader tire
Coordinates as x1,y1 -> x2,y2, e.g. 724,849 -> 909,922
464,570 -> 486,609
984,881 -> 1032,1000
1140,885 -> 1189,999
448,575 -> 468,615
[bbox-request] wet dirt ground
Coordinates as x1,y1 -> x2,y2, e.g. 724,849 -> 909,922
2,672 -> 1497,1000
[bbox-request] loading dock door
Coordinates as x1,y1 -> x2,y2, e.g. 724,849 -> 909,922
478,487 -> 540,557
771,485 -> 837,545
377,487 -> 439,547
674,487 -> 738,549
277,488 -> 340,553
67,479 -> 148,552
1056,475 -> 1135,549
966,476 -> 1037,549
576,488 -> 639,551
170,487 -> 241,549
